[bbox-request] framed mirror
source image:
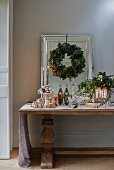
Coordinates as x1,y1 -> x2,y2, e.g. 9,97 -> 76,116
41,34 -> 94,94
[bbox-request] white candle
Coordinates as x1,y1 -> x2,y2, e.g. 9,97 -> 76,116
104,88 -> 107,98
96,89 -> 99,99
98,88 -> 102,98
103,89 -> 104,98
101,89 -> 103,98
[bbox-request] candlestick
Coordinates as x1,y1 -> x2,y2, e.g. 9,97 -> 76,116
42,67 -> 44,87
66,34 -> 68,44
41,67 -> 43,87
72,84 -> 76,98
46,66 -> 49,85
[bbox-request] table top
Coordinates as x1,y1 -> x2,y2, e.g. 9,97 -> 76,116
19,103 -> 114,115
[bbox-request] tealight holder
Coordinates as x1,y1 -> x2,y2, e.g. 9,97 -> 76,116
37,84 -> 56,107
94,87 -> 109,103
36,98 -> 44,107
41,93 -> 53,107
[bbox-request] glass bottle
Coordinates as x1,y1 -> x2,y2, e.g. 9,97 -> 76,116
58,84 -> 63,105
64,84 -> 69,105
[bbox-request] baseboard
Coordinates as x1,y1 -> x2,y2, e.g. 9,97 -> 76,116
0,155 -> 10,159
12,147 -> 114,156
54,147 -> 114,156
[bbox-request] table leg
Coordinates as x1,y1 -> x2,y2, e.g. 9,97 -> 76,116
41,115 -> 54,169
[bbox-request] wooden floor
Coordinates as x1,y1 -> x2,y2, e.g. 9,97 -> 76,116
0,148 -> 114,170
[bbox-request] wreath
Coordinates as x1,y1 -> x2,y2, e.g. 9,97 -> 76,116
48,42 -> 86,81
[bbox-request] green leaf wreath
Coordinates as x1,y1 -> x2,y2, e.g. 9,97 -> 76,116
48,42 -> 86,81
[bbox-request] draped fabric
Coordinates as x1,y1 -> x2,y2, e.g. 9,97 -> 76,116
18,114 -> 32,167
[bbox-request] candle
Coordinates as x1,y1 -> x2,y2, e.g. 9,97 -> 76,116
104,88 -> 107,98
101,89 -> 104,98
95,89 -> 99,99
98,88 -> 101,98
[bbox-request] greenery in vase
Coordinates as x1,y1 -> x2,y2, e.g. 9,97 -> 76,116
77,79 -> 93,96
77,72 -> 114,100
92,72 -> 114,90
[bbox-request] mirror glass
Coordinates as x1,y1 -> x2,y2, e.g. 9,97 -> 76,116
41,34 -> 94,94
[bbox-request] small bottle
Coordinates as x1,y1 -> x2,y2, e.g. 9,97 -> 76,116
58,84 -> 63,105
64,84 -> 69,105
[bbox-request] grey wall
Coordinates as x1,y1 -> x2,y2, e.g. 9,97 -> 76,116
13,0 -> 114,147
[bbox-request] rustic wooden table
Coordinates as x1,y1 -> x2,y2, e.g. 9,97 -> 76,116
19,103 -> 114,169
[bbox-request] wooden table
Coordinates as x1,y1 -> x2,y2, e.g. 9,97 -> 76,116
19,103 -> 114,169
